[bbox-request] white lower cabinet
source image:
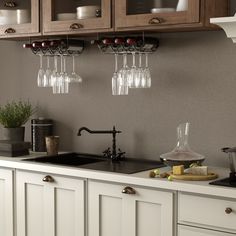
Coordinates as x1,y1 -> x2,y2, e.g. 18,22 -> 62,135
16,170 -> 85,236
88,180 -> 174,236
178,192 -> 236,236
178,225 -> 234,236
0,168 -> 14,236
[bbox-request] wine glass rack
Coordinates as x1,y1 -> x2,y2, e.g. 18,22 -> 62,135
23,39 -> 84,56
92,37 -> 159,54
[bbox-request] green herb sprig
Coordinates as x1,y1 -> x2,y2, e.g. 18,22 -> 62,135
0,101 -> 36,128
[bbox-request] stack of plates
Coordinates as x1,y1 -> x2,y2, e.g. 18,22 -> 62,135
0,9 -> 30,25
56,13 -> 76,21
76,5 -> 101,20
151,8 -> 176,14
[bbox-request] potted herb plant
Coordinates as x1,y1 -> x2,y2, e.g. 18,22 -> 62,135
0,101 -> 35,142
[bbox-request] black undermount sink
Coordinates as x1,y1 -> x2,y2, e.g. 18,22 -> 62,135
23,153 -> 165,174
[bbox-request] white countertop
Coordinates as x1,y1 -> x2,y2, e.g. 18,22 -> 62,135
0,153 -> 235,199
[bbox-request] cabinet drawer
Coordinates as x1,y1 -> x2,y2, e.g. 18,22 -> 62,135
178,192 -> 236,233
178,225 -> 235,236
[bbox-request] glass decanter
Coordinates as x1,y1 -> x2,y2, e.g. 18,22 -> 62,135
160,123 -> 205,166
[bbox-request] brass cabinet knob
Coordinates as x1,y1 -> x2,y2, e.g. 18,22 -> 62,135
42,175 -> 54,183
149,17 -> 162,25
122,186 -> 136,194
70,23 -> 83,30
225,207 -> 233,214
4,28 -> 16,34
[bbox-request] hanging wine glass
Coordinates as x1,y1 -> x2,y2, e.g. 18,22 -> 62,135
69,55 -> 83,83
129,52 -> 138,88
58,55 -> 69,94
135,53 -> 144,88
37,54 -> 45,87
52,56 -> 60,94
62,56 -> 69,94
143,53 -> 151,88
112,53 -> 119,95
43,56 -> 52,87
117,53 -> 129,95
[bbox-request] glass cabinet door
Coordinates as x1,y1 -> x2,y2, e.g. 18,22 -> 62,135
0,0 -> 39,37
115,0 -> 200,30
43,0 -> 111,34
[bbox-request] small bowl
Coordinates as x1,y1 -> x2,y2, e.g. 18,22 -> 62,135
57,13 -> 77,21
76,5 -> 101,20
151,8 -> 176,14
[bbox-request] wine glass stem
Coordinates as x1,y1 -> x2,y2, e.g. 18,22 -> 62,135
63,57 -> 66,73
123,54 -> 127,67
39,54 -> 43,69
47,56 -> 50,69
114,54 -> 118,73
54,56 -> 58,72
132,52 -> 135,67
139,53 -> 142,68
60,56 -> 63,73
145,53 -> 148,68
72,56 -> 75,73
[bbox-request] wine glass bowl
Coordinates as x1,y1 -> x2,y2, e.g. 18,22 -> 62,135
69,56 -> 83,83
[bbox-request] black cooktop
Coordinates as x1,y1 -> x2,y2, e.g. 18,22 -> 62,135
209,178 -> 236,188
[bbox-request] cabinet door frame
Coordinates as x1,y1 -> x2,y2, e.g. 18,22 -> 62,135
16,170 -> 85,236
42,0 -> 112,35
0,0 -> 40,38
0,168 -> 14,236
115,0 -> 200,31
88,180 -> 174,236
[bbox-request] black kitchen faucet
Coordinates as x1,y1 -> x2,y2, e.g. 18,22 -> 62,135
77,126 -> 125,161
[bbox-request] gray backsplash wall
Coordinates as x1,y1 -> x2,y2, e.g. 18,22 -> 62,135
0,29 -> 236,167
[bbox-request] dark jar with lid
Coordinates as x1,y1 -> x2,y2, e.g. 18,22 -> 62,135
31,118 -> 53,152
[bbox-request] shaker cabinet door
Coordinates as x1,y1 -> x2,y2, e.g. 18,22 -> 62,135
42,0 -> 112,35
115,0 -> 200,31
88,180 -> 174,236
0,168 -> 14,236
0,0 -> 40,38
16,170 -> 85,236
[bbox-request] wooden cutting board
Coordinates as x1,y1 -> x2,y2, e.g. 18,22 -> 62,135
170,172 -> 218,181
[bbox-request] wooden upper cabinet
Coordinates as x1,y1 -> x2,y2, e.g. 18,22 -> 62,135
115,0 -> 200,30
114,0 -> 229,31
0,0 -> 40,38
42,0 -> 112,35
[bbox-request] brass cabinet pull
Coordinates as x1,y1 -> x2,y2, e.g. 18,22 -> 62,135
149,17 -> 162,25
4,28 -> 16,34
225,207 -> 233,214
69,23 -> 83,30
42,175 -> 54,183
122,186 -> 136,194
4,2 -> 17,7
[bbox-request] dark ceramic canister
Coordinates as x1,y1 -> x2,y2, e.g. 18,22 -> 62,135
31,118 -> 53,152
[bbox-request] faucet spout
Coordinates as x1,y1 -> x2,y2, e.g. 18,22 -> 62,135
77,127 -> 93,136
77,126 -> 121,136
77,126 -> 125,161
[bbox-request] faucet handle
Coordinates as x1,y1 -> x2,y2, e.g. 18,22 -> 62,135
117,148 -> 126,159
103,148 -> 111,158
